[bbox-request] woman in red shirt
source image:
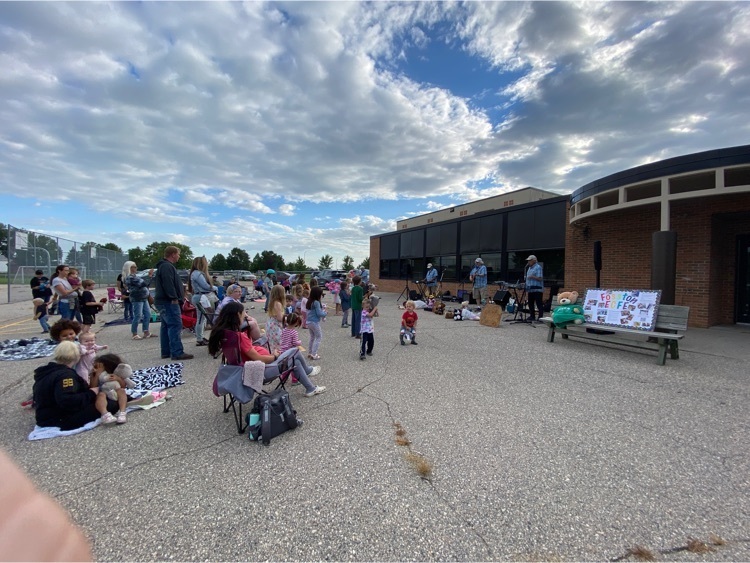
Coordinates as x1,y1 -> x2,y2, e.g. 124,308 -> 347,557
207,301 -> 325,397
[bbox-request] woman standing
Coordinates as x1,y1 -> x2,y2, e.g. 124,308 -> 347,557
50,265 -> 76,320
124,261 -> 154,340
188,256 -> 213,347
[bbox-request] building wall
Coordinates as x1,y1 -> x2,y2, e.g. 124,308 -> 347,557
564,194 -> 750,328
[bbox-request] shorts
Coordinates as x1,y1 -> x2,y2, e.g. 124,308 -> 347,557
82,313 -> 96,325
473,286 -> 488,302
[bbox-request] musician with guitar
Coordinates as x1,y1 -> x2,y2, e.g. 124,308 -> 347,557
469,257 -> 488,305
424,263 -> 438,298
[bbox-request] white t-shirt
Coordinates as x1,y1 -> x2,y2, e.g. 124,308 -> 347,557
51,277 -> 73,302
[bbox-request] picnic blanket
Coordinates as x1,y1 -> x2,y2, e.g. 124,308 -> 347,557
0,337 -> 56,361
27,363 -> 184,441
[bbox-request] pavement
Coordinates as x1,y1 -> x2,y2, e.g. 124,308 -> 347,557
0,288 -> 748,562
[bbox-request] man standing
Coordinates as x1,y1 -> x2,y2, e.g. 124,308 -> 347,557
154,246 -> 193,361
469,257 -> 488,305
525,254 -> 544,322
424,263 -> 438,297
30,270 -> 52,303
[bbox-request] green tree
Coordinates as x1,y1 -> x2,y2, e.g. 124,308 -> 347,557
128,242 -> 193,269
226,247 -> 250,270
0,223 -> 8,258
101,242 -> 123,252
209,253 -> 228,272
341,255 -> 354,270
318,254 -> 333,269
250,250 -> 286,272
287,256 -> 306,271
358,257 -> 370,269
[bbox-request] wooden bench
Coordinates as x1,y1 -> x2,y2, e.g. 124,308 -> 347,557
540,297 -> 690,366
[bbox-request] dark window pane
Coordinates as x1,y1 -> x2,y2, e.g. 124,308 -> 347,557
425,226 -> 440,256
460,219 -> 480,253
506,208 -> 533,251
533,202 -> 566,249
380,235 -> 399,259
440,223 -> 457,254
480,215 -> 504,251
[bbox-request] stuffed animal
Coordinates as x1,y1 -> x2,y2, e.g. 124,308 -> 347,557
434,301 -> 445,315
453,308 -> 463,321
552,291 -> 585,328
460,302 -> 481,321
98,363 -> 136,401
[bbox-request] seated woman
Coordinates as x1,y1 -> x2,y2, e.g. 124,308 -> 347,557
214,284 -> 261,341
208,301 -> 326,398
32,341 -> 128,430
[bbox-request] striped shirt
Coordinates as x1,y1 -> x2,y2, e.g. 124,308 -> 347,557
279,328 -> 302,353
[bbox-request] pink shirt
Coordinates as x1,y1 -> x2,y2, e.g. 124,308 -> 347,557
279,328 -> 302,353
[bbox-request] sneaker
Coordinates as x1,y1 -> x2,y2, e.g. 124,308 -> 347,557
400,335 -> 405,345
115,411 -> 127,424
366,352 -> 373,356
161,354 -> 170,359
360,354 -> 366,361
309,366 -> 322,377
411,340 -> 418,345
172,353 -> 194,360
196,340 -> 207,346
304,385 -> 326,397
100,412 -> 116,425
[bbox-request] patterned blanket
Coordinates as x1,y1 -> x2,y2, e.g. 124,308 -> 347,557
0,337 -> 56,361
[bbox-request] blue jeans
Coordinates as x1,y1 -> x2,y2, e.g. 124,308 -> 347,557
263,349 -> 316,393
351,308 -> 361,337
131,300 -> 151,335
58,300 -> 73,320
307,321 -> 322,355
190,294 -> 207,341
156,302 -> 184,358
123,298 -> 133,321
38,315 -> 50,332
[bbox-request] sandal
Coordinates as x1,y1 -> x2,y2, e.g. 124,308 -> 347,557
132,334 -> 142,340
308,354 -> 321,360
143,332 -> 156,338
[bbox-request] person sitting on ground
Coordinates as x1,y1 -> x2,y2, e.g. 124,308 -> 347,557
400,300 -> 419,345
32,341 -> 127,430
214,284 -> 262,341
49,318 -> 81,343
207,301 -> 325,398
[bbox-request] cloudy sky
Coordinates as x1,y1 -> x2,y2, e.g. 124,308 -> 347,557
2,1 -> 749,267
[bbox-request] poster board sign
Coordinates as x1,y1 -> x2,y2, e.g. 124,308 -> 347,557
582,288 -> 661,331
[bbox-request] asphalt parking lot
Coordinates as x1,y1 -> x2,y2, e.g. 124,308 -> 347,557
0,289 -> 748,561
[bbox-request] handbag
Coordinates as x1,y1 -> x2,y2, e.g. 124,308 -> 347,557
199,294 -> 211,308
247,388 -> 300,446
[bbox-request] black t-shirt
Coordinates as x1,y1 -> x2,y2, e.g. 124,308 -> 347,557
80,290 -> 99,315
116,274 -> 130,299
30,276 -> 52,299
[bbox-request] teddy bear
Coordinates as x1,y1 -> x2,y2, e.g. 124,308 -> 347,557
552,291 -> 585,328
98,363 -> 137,401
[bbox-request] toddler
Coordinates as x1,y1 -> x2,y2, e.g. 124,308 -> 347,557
49,318 -> 81,343
32,297 -> 50,334
339,281 -> 351,328
76,332 -> 108,384
400,300 -> 419,345
285,294 -> 295,315
68,268 -> 84,324
79,279 -> 104,333
359,296 -> 378,360
279,312 -> 304,353
300,288 -> 310,329
89,354 -> 129,425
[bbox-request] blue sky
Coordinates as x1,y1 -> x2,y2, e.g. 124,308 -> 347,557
1,1 -> 749,268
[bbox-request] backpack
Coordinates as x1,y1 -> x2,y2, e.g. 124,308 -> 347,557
247,389 -> 301,446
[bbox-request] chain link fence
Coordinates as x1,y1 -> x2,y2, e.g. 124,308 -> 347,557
3,224 -> 128,304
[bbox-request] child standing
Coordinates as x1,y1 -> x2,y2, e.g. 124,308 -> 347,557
400,300 -> 419,345
332,282 -> 341,315
285,294 -> 295,315
350,275 -> 363,339
75,332 -> 108,384
305,286 -> 327,360
339,281 -> 351,328
300,287 -> 310,329
279,312 -> 304,353
359,296 -> 377,360
68,268 -> 84,324
265,285 -> 286,353
79,279 -> 104,333
32,298 -> 50,334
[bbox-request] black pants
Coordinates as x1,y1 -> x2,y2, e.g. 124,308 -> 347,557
360,332 -> 374,356
527,291 -> 544,321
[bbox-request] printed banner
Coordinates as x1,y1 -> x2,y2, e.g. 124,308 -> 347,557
582,288 -> 661,331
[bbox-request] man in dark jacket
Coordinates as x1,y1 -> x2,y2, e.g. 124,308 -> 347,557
154,246 -> 193,360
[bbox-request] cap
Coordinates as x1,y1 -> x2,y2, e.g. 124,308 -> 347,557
526,255 -> 537,261
475,257 -> 483,264
427,263 -> 432,268
266,269 -> 275,274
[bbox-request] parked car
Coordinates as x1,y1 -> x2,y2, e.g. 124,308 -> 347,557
224,270 -> 256,282
314,269 -> 348,284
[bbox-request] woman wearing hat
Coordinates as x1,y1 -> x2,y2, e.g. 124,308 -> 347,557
525,255 -> 544,322
469,257 -> 488,305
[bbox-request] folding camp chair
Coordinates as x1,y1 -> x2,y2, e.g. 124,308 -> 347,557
107,287 -> 123,313
181,301 -> 197,332
194,300 -> 216,330
217,331 -> 294,433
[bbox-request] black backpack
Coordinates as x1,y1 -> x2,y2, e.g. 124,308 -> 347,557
247,389 -> 301,446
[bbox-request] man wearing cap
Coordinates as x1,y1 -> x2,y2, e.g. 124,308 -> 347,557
469,257 -> 488,305
525,255 -> 544,322
424,263 -> 438,297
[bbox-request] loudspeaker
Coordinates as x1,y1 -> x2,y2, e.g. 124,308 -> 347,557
594,241 -> 602,271
493,290 -> 511,308
409,290 -> 420,301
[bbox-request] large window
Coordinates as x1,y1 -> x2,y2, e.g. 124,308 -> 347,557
506,203 -> 565,250
400,229 -> 424,258
426,223 -> 457,256
461,215 -> 504,253
426,255 -> 457,282
379,259 -> 399,279
506,250 -> 565,287
380,234 -> 399,259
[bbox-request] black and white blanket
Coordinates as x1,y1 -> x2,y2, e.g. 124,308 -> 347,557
128,362 -> 185,392
0,337 -> 57,361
